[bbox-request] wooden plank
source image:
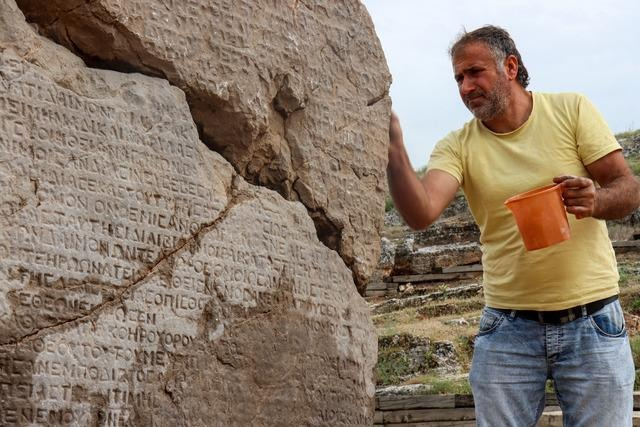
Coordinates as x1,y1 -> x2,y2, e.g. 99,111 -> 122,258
378,410 -> 640,427
545,393 -> 558,406
367,281 -> 388,291
365,290 -> 387,297
536,410 -> 563,427
377,393 -> 556,410
613,240 -> 640,254
392,273 -> 466,283
537,410 -> 640,427
613,240 -> 640,248
384,421 -> 476,427
383,407 -> 476,423
375,391 -> 640,425
454,394 -> 475,408
442,264 -> 483,273
377,394 -> 455,411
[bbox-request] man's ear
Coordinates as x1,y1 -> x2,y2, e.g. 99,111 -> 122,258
504,55 -> 519,81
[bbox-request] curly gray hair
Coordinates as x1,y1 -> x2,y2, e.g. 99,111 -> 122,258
450,25 -> 530,88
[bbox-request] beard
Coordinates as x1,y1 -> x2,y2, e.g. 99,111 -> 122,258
463,74 -> 510,121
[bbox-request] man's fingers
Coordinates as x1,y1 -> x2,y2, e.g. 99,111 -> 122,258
562,187 -> 595,198
565,178 -> 591,188
553,175 -> 575,184
563,197 -> 592,207
389,111 -> 403,144
565,205 -> 590,219
555,176 -> 594,191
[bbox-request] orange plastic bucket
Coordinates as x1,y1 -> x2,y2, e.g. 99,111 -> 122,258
504,184 -> 571,251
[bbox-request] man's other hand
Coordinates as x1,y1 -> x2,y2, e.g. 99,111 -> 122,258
553,175 -> 596,219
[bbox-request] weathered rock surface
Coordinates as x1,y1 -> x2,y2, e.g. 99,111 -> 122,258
393,242 -> 482,276
370,284 -> 483,315
377,334 -> 460,385
0,2 -> 377,425
619,133 -> 640,157
16,0 -> 392,290
375,197 -> 480,293
412,218 -> 480,247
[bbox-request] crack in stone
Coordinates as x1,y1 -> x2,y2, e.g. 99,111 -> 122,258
29,176 -> 41,207
86,5 -> 173,80
1,195 -> 28,220
32,1 -> 91,28
366,90 -> 388,107
0,179 -> 252,349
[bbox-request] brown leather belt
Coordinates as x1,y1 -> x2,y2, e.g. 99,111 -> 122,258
489,295 -> 619,324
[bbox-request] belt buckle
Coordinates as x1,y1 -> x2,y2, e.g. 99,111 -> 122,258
566,310 -> 576,322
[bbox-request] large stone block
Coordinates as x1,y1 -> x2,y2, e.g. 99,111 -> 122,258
0,2 -> 376,425
16,0 -> 392,290
393,243 -> 482,275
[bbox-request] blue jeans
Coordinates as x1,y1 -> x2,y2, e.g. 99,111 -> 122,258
470,299 -> 635,427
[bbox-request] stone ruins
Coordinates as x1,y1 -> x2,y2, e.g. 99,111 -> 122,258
0,0 -> 391,425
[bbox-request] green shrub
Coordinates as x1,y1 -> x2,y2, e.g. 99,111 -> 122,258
615,129 -> 640,140
418,376 -> 472,395
629,299 -> 640,314
628,158 -> 640,176
376,349 -> 412,386
385,196 -> 395,212
619,265 -> 631,285
629,336 -> 640,390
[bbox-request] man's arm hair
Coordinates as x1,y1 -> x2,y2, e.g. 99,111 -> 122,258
588,150 -> 640,219
555,150 -> 640,220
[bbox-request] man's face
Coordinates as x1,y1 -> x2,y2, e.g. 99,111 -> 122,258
453,42 -> 510,121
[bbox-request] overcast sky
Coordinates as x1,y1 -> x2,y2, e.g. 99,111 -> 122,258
362,0 -> 640,168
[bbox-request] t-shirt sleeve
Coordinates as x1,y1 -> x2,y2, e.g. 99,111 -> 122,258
575,94 -> 621,165
426,132 -> 464,185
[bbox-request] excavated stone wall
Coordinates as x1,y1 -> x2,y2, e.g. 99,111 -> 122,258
0,1 -> 390,425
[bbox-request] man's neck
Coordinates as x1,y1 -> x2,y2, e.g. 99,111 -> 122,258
482,88 -> 533,133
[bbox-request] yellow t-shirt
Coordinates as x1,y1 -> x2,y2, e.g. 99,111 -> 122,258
428,92 -> 621,310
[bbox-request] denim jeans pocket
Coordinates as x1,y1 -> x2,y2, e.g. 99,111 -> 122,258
589,300 -> 626,338
477,308 -> 505,336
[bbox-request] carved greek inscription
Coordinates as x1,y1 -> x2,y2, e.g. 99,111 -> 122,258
0,50 -> 235,422
0,1 -> 380,419
0,405 -> 91,426
0,54 -> 222,304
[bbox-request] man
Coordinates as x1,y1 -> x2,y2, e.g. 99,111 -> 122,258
387,25 -> 640,426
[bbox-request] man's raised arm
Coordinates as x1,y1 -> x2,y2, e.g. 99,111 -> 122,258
387,112 -> 460,230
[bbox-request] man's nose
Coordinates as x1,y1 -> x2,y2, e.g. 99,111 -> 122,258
460,78 -> 475,96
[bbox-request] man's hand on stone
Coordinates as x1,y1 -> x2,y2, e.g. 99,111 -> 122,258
389,111 -> 403,152
553,175 -> 597,219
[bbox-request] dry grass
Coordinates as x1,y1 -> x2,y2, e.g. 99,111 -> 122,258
376,314 -> 479,341
373,296 -> 481,341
